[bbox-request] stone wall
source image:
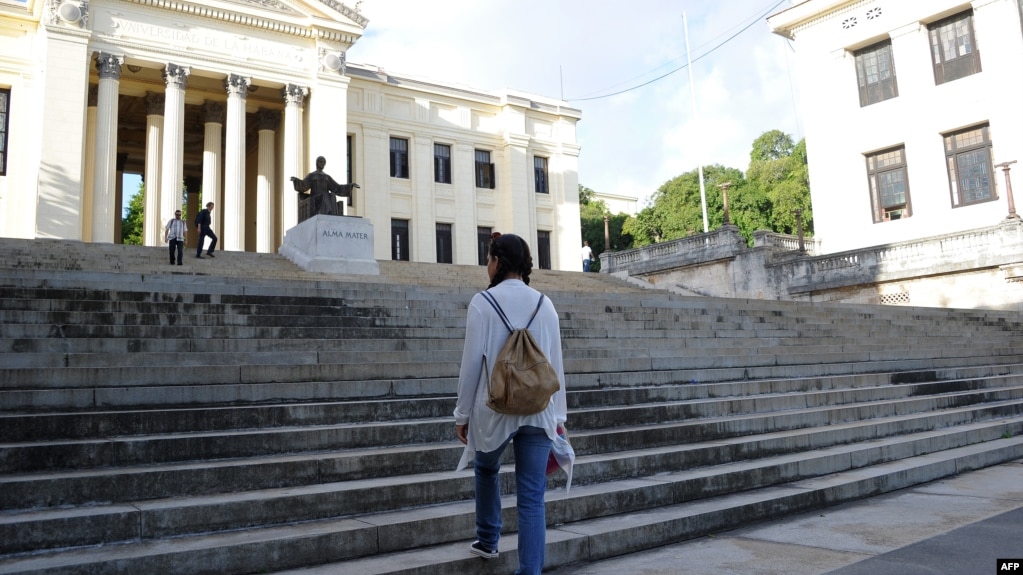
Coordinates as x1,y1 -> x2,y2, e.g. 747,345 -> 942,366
600,219 -> 1023,312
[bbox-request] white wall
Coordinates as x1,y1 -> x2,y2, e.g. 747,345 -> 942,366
772,0 -> 1023,254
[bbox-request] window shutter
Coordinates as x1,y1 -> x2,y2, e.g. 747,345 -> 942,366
489,163 -> 496,189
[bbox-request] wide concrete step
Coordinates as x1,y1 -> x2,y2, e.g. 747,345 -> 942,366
3,388 -> 1020,512
2,428 -> 1020,574
6,365 -> 1021,441
4,374 -> 1021,475
7,358 -> 1023,414
296,438 -> 1023,575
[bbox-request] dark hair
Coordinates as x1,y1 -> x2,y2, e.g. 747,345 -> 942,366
488,233 -> 532,288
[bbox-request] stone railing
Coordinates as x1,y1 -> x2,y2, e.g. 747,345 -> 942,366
601,226 -> 748,276
601,220 -> 1023,307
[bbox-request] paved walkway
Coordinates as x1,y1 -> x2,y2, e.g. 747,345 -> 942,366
548,459 -> 1023,575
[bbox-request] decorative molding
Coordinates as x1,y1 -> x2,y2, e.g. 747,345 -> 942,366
47,0 -> 89,28
120,0 -> 364,44
282,83 -> 309,107
220,0 -> 301,17
162,63 -> 191,90
317,0 -> 368,27
225,73 -> 252,98
96,52 -> 124,80
318,48 -> 345,75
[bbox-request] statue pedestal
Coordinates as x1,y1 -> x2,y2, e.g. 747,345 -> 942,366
279,214 -> 379,275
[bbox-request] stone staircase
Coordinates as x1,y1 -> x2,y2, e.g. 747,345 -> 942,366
1,237 -> 1022,574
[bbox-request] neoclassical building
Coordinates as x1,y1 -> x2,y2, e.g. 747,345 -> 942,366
769,0 -> 1023,254
0,0 -> 583,269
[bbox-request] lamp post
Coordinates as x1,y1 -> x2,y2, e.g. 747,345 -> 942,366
603,213 -> 611,253
717,181 -> 732,226
995,161 -> 1018,220
794,208 -> 806,254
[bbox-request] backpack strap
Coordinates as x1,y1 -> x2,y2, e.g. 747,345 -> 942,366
480,291 -> 545,333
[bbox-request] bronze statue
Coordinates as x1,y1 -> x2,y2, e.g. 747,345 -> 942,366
291,156 -> 359,218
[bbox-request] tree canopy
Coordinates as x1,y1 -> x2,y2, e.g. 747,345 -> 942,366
121,182 -> 145,245
614,129 -> 811,247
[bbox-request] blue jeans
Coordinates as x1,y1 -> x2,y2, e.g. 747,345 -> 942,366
474,425 -> 552,575
583,259 -> 591,272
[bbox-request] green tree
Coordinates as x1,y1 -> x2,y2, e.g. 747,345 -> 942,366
578,184 -> 633,271
745,131 -> 812,236
623,164 -> 745,246
121,182 -> 145,245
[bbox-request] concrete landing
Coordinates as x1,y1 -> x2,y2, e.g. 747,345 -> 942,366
547,459 -> 1023,575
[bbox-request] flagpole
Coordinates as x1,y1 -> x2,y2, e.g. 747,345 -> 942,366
683,11 -> 709,233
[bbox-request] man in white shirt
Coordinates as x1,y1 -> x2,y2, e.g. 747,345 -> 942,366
581,240 -> 594,272
164,210 -> 187,265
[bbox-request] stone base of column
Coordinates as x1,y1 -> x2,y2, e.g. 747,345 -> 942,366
279,214 -> 379,275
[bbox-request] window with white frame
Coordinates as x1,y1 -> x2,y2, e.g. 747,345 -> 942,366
0,88 -> 9,176
944,124 -> 995,208
928,11 -> 982,85
866,146 -> 911,223
475,149 -> 495,189
390,137 -> 409,179
434,143 -> 451,184
854,40 -> 898,107
534,156 -> 549,194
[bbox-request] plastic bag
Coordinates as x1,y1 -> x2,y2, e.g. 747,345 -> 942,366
545,430 -> 575,492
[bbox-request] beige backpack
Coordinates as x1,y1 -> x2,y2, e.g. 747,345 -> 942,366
480,291 -> 560,415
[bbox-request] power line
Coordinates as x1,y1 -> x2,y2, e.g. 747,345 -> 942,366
566,0 -> 787,102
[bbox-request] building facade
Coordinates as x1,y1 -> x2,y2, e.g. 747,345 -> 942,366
0,0 -> 582,269
769,0 -> 1023,254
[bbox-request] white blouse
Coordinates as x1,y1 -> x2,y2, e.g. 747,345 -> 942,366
453,279 -> 568,470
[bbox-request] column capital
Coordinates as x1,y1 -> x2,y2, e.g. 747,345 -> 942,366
96,52 -> 124,80
163,63 -> 190,90
225,74 -> 252,98
202,101 -> 226,124
283,83 -> 309,107
144,92 -> 165,116
256,108 -> 281,131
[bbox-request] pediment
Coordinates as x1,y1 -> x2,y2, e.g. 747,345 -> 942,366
120,0 -> 367,44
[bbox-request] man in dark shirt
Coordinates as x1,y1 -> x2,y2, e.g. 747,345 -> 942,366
194,202 -> 217,259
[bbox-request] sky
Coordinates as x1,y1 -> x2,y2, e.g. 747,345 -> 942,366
347,0 -> 804,210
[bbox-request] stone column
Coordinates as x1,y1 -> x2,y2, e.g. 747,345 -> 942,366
224,74 -> 251,251
201,101 -> 225,237
143,92 -> 165,247
92,52 -> 123,244
256,108 -> 280,253
83,86 -> 97,242
281,84 -> 308,233
160,63 -> 190,242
